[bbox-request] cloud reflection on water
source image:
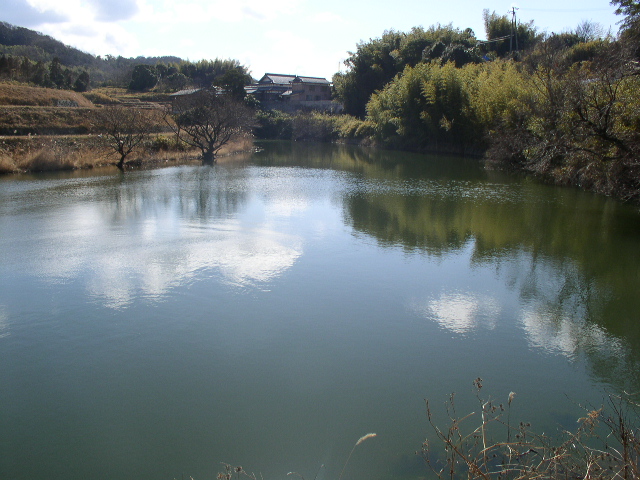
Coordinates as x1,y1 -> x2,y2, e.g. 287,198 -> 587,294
0,306 -> 9,338
25,196 -> 303,309
415,292 -> 501,334
520,306 -> 625,361
83,227 -> 302,308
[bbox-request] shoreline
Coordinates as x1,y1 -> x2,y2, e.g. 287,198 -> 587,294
0,134 -> 256,174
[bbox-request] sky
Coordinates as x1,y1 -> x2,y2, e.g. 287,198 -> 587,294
1,0 -> 623,80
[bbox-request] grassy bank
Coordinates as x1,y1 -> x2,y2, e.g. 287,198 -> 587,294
0,133 -> 254,174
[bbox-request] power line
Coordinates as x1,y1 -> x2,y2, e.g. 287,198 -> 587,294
518,7 -> 614,13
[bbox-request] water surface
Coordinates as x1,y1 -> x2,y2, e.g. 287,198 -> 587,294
1,141 -> 639,480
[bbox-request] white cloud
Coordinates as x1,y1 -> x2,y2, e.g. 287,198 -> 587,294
87,0 -> 141,22
35,21 -> 141,57
27,0 -> 94,22
139,0 -> 301,25
25,0 -> 141,22
310,11 -> 346,24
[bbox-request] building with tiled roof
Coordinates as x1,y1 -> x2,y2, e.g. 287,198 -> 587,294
247,73 -> 338,111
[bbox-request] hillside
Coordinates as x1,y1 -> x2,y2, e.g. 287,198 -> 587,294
0,21 -> 251,93
0,21 -> 182,69
0,21 -> 186,88
0,83 -> 94,107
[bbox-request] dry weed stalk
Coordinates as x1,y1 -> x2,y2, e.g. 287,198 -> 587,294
338,433 -> 377,480
217,463 -> 260,480
421,379 -> 640,480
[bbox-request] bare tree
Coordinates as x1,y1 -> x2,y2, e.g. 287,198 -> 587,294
574,20 -> 606,42
167,89 -> 254,165
95,105 -> 160,170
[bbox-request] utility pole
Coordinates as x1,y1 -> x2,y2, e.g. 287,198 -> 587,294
508,6 -> 519,54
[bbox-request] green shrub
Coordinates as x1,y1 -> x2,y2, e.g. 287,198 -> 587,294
291,113 -> 337,142
255,110 -> 293,139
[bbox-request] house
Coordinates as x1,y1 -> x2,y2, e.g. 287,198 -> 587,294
168,86 -> 229,112
246,74 -> 297,102
168,88 -> 204,112
290,76 -> 332,102
246,73 -> 340,112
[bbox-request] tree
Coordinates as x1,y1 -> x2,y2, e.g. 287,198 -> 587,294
167,89 -> 254,165
0,55 -> 8,76
73,70 -> 90,92
574,20 -> 606,42
48,56 -> 64,88
612,0 -> 640,55
482,9 -> 540,57
214,67 -> 252,99
333,25 -> 480,117
95,106 -> 160,170
611,0 -> 640,31
333,30 -> 405,117
164,72 -> 188,91
129,64 -> 158,91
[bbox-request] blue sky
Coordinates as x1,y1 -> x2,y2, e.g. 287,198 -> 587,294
2,0 -> 623,80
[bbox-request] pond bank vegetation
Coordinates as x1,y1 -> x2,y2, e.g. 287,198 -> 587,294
0,133 -> 254,174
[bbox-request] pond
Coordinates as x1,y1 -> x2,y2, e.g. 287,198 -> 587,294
1,141 -> 639,480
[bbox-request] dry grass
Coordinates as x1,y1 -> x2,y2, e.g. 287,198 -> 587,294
0,106 -> 96,135
0,152 -> 17,173
82,91 -> 121,105
0,83 -> 168,135
0,81 -> 255,173
5,138 -> 111,172
216,135 -> 255,158
21,148 -> 77,171
0,83 -> 94,107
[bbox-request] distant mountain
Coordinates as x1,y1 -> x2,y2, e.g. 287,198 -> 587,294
0,21 -> 248,91
0,21 -> 100,67
0,21 -> 183,68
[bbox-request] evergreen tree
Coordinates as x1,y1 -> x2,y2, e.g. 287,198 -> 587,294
73,71 -> 90,92
0,54 -> 8,76
128,64 -> 158,91
49,57 -> 65,87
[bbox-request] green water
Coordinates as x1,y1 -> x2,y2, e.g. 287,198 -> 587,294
1,141 -> 639,480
